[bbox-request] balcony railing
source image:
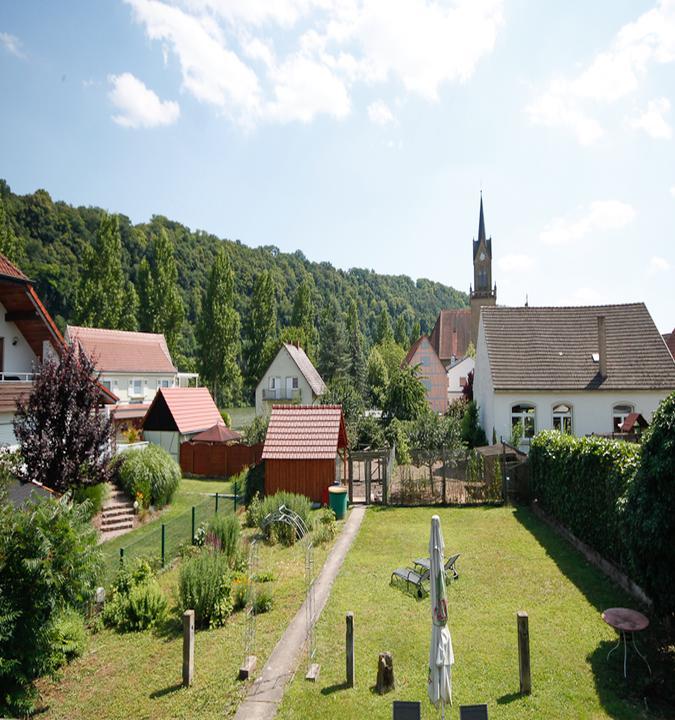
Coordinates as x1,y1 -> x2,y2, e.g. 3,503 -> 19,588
0,372 -> 35,382
262,388 -> 302,401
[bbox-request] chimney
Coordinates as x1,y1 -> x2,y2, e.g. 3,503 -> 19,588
597,315 -> 607,379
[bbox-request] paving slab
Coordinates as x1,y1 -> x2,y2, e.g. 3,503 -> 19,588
233,505 -> 366,720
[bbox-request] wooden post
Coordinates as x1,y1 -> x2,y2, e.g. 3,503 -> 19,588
215,492 -> 219,513
182,610 -> 195,687
517,610 -> 531,694
346,612 -> 355,688
348,456 -> 353,503
376,651 -> 395,694
119,547 -> 124,565
161,524 -> 166,567
191,506 -> 196,544
442,447 -> 447,504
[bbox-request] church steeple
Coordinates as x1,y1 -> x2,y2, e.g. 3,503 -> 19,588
470,193 -> 497,345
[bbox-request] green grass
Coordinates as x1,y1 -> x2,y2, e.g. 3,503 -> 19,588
101,477 -> 234,584
222,406 -> 256,430
278,506 -> 668,720
38,526 -> 336,719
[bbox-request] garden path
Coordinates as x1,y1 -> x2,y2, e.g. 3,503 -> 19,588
233,505 -> 366,720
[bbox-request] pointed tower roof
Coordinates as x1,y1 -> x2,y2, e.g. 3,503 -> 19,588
478,192 -> 486,242
473,193 -> 492,260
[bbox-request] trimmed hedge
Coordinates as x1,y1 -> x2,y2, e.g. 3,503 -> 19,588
529,431 -> 640,570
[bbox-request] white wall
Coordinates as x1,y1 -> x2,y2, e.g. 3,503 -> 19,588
447,356 -> 474,401
143,430 -> 181,462
474,320 -> 495,440
100,373 -> 177,404
255,347 -> 315,415
0,411 -> 17,447
0,302 -> 37,373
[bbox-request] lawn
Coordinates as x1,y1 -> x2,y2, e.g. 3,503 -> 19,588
278,505 -> 665,720
37,523 -> 336,719
101,477 -> 234,584
222,406 -> 256,430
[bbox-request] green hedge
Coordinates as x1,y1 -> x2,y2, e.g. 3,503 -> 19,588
116,445 -> 181,508
529,431 -> 640,569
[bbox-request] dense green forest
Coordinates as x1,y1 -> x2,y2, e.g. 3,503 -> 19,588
0,179 -> 466,403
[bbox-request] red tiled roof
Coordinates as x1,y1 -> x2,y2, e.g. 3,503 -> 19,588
111,403 -> 151,421
664,329 -> 675,359
619,412 -> 649,432
0,254 -> 29,281
430,309 -> 471,362
67,326 -> 176,374
144,387 -> 222,435
262,405 -> 347,460
192,422 -> 242,443
283,343 -> 326,396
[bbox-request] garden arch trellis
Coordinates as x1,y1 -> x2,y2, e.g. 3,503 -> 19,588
244,505 -> 317,676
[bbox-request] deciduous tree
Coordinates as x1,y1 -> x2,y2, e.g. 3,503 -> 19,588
346,299 -> 367,396
246,270 -> 277,385
382,365 -> 427,422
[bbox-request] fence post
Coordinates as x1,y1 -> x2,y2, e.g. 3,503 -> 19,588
346,611 -> 355,688
119,547 -> 124,565
215,492 -> 219,513
182,609 -> 195,687
191,506 -> 196,544
442,447 -> 447,504
517,610 -> 531,694
161,524 -> 166,568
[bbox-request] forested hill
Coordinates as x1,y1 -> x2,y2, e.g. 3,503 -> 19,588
0,179 -> 466,368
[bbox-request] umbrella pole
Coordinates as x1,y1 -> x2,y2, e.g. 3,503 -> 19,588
441,699 -> 445,719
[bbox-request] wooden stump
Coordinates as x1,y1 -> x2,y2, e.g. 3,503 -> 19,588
517,610 -> 531,695
376,652 -> 395,694
346,612 -> 355,688
182,610 -> 195,687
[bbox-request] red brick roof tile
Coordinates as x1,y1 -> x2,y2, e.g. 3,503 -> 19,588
192,423 -> 242,443
430,308 -> 471,362
262,405 -> 347,460
0,254 -> 29,281
143,387 -> 222,435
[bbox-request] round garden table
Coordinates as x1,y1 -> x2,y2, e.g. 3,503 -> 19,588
601,607 -> 651,678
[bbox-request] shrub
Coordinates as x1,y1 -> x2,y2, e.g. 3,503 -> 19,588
48,607 -> 86,668
245,492 -> 264,528
622,391 -> 675,616
460,401 -> 487,448
258,491 -> 312,545
243,415 -> 269,445
313,507 -> 337,545
530,431 -> 640,569
243,463 -> 265,505
220,409 -> 232,427
253,588 -> 274,614
0,497 -> 101,715
117,445 -> 181,508
73,482 -> 108,519
251,570 -> 275,583
102,560 -> 167,632
207,513 -> 241,566
178,550 -> 233,628
231,575 -> 250,611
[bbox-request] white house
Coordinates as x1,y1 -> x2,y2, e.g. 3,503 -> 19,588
255,343 -> 326,416
474,303 -> 675,450
0,255 -> 116,446
447,355 -> 474,403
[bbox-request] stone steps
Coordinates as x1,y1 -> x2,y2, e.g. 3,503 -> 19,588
99,485 -> 136,537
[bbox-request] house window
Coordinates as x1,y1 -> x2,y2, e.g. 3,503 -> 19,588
131,379 -> 143,397
612,404 -> 634,433
292,377 -> 299,389
158,379 -> 170,388
419,355 -> 431,367
511,403 -> 536,439
422,379 -> 432,391
100,379 -> 112,391
552,403 -> 573,434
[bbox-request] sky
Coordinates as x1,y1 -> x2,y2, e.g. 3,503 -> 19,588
0,0 -> 674,332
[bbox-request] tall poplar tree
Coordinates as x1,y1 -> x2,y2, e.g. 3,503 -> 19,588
346,299 -> 367,396
197,247 -> 242,406
75,213 -> 134,329
291,278 -> 318,359
246,270 -> 277,385
375,303 -> 394,345
318,301 -> 350,382
395,314 -> 408,347
137,228 -> 185,355
410,319 -> 421,346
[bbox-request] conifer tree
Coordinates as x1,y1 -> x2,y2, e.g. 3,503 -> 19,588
137,228 -> 184,355
395,314 -> 409,347
291,278 -> 318,359
318,301 -> 350,382
375,302 -> 394,345
74,213 -> 132,329
247,270 -> 277,385
346,299 -> 367,396
197,247 -> 242,406
410,319 -> 421,346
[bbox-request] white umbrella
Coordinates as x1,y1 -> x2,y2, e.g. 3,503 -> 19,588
428,514 -> 454,718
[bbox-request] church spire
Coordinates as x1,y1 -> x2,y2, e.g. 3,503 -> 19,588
478,191 -> 486,243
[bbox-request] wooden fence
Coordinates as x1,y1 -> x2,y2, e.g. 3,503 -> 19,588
180,442 -> 263,478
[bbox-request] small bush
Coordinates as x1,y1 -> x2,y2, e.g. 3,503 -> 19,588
73,483 -> 108,519
313,507 -> 337,545
207,513 -> 241,566
116,445 -> 181,508
258,492 -> 312,545
243,463 -> 265,505
253,588 -> 274,614
251,570 -> 275,583
49,608 -> 86,668
178,550 -> 232,628
220,409 -> 232,427
245,492 -> 264,528
231,575 -> 251,611
102,560 -> 167,632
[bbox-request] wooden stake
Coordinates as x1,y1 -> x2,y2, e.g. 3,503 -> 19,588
517,610 -> 531,694
183,610 -> 195,687
346,612 -> 355,688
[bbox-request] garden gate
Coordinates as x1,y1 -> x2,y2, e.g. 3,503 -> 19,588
346,447 -> 394,505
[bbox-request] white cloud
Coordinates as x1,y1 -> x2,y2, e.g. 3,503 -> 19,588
124,0 -> 504,127
367,100 -> 394,125
498,254 -> 536,273
108,72 -> 180,128
526,0 -> 675,143
671,185 -> 675,197
0,32 -> 25,58
628,97 -> 672,138
540,200 -> 636,246
649,255 -> 671,273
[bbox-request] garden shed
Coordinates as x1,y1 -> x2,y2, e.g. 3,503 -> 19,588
142,387 -> 222,462
262,404 -> 348,503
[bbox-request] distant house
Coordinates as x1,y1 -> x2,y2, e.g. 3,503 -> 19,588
403,336 -> 448,413
430,309 -> 472,367
255,343 -> 326,416
66,326 -> 198,441
447,355 -> 474,403
262,404 -> 348,503
142,387 -> 222,462
0,255 -> 116,446
474,303 -> 675,450
663,328 -> 675,359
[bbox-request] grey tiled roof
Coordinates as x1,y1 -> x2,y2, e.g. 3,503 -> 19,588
481,303 -> 675,391
284,343 -> 327,396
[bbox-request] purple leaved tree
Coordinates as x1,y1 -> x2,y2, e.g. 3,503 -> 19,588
14,343 -> 114,493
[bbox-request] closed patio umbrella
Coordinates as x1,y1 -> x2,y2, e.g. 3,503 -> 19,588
428,514 -> 454,718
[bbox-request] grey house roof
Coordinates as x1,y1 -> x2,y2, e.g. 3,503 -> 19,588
284,343 -> 327,396
481,303 -> 675,391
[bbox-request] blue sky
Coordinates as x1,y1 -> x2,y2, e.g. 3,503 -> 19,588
1,0 -> 673,331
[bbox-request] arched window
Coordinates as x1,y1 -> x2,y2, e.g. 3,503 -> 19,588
612,404 -> 634,433
552,403 -> 573,434
511,403 -> 536,439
